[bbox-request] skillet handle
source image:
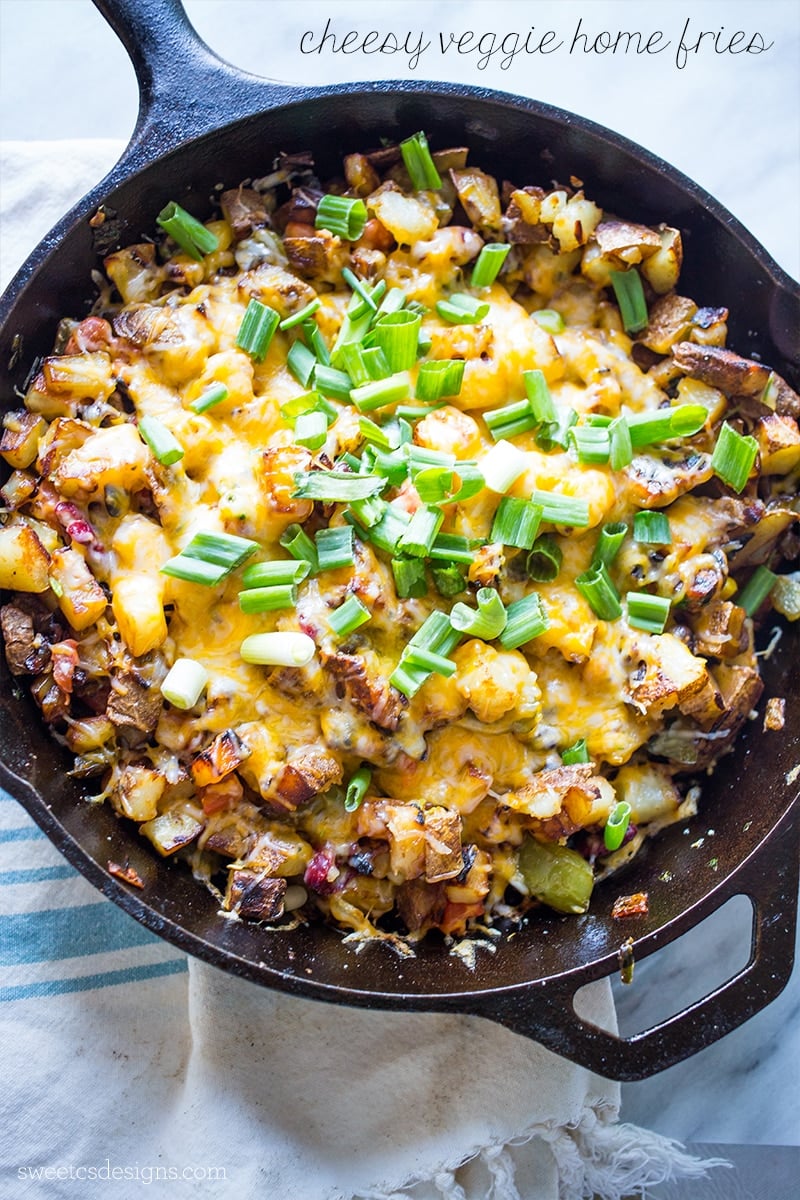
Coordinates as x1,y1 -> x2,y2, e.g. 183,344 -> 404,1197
92,0 -> 300,168
471,804 -> 798,1081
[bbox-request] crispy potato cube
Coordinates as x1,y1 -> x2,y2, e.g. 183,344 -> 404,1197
368,184 -> 439,244
223,870 -> 286,921
0,523 -> 51,592
104,243 -> 164,303
113,764 -> 165,822
424,807 -> 463,883
139,811 -> 203,856
53,423 -> 150,499
1,412 -> 47,470
450,168 -> 502,233
640,227 -> 683,294
384,803 -> 427,881
50,547 -> 108,631
639,294 -> 697,354
754,413 -> 800,474
190,728 -> 251,787
690,600 -> 747,660
628,633 -> 709,716
112,576 -> 167,657
41,352 -> 114,402
269,748 -> 343,811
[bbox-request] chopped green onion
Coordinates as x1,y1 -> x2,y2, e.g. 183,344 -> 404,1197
160,657 -> 209,709
375,288 -> 407,320
339,343 -> 391,386
498,592 -> 549,649
626,591 -> 671,633
592,522 -> 628,568
529,489 -> 590,527
414,467 -> 455,504
350,278 -> 387,317
400,131 -> 442,191
604,801 -> 632,852
293,471 -> 384,503
371,311 -> 421,372
279,299 -> 321,331
736,565 -> 777,617
408,445 -> 455,475
358,504 -> 410,555
417,330 -> 433,357
436,294 -> 490,325
609,268 -> 648,334
312,364 -> 351,402
480,440 -> 528,494
569,424 -> 610,464
575,562 -> 622,621
415,359 -> 465,402
711,421 -> 759,493
562,738 -> 589,765
432,564 -> 466,596
609,415 -> 633,470
161,530 -> 258,585
342,266 -> 378,311
370,447 -> 409,486
392,556 -> 428,598
315,194 -> 368,241
484,397 -> 538,442
532,309 -> 565,334
242,560 -> 310,588
390,610 -> 461,697
397,402 -> 446,421
294,410 -> 329,451
287,341 -> 317,388
526,534 -> 563,582
240,632 -> 316,667
280,390 -> 336,422
316,526 -> 356,571
190,383 -> 228,414
348,494 -> 386,529
404,646 -> 456,677
331,306 -> 373,356
471,243 -> 511,288
523,369 -> 556,424
351,372 -> 411,412
236,299 -> 280,362
238,583 -> 296,613
626,404 -> 708,447
138,416 -> 184,466
302,319 -> 330,365
445,461 -> 486,505
491,496 -> 542,549
397,505 -> 444,557
280,524 -> 319,573
633,511 -> 671,544
450,587 -> 507,640
344,765 -> 372,812
536,407 -> 577,452
358,416 -> 394,452
586,414 -> 613,427
428,533 -> 476,563
328,594 -> 371,637
157,201 -> 219,261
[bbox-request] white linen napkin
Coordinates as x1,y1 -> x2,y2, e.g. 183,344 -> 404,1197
0,140 -> 723,1200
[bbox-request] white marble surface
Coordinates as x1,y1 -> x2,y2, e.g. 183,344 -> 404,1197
1,0 -> 799,1169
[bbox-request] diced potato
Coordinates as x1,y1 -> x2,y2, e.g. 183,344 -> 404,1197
104,243 -> 164,303
639,294 -> 697,355
112,576 -> 167,657
190,728 -> 251,787
772,573 -> 800,620
140,811 -> 203,856
551,195 -> 602,253
754,413 -> 800,474
424,807 -> 463,883
1,412 -> 47,469
450,168 -> 502,233
113,764 -> 165,822
0,523 -> 51,592
676,376 -> 727,424
628,632 -> 710,716
384,803 -> 427,881
368,184 -> 440,244
53,423 -> 150,499
640,227 -> 683,294
41,352 -> 115,402
50,547 -> 108,631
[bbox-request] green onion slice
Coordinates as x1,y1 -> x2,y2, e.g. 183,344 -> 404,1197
240,632 -> 316,667
392,556 -> 428,598
436,294 -> 490,325
138,416 -> 184,466
523,370 -> 557,424
480,440 -> 528,494
609,268 -> 648,334
293,470 -> 385,502
529,489 -> 590,527
279,299 -> 322,331
236,299 -> 280,362
711,421 -> 759,493
531,309 -> 565,334
471,243 -> 511,288
633,511 -> 671,545
238,583 -> 297,614
315,194 -> 368,241
604,801 -> 632,852
280,524 -> 319,573
390,610 -> 461,697
404,646 -> 457,677
608,415 -> 633,470
626,591 -> 671,634
287,341 -> 317,388
295,410 -> 329,451
428,533 -> 477,563
344,765 -> 372,812
160,657 -> 209,709
498,592 -> 549,649
190,383 -> 228,414
562,738 -> 589,765
626,404 -> 708,447
526,534 -> 563,582
161,531 -> 258,586
371,311 -> 421,372
736,565 -> 777,617
157,201 -> 219,261
316,525 -> 356,571
400,131 -> 442,191
415,359 -> 465,402
397,505 -> 444,558
450,587 -> 507,640
432,564 -> 466,597
491,496 -> 542,549
351,372 -> 411,413
241,560 -> 310,588
592,522 -> 628,569
569,424 -> 611,465
575,562 -> 622,621
328,594 -> 371,637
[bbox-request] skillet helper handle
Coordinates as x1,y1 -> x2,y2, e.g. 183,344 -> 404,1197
92,0 -> 297,167
473,805 -> 799,1082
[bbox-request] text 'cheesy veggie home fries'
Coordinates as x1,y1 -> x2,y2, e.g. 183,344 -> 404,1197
2,133 -> 799,951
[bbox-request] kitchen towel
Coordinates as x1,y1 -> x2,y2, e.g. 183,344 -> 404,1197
0,140 -> 725,1199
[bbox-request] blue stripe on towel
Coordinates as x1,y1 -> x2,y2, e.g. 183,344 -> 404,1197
0,958 -> 187,1002
0,865 -> 77,885
0,901 -> 161,965
0,826 -> 47,844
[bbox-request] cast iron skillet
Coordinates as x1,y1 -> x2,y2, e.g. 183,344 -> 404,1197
1,0 -> 798,1082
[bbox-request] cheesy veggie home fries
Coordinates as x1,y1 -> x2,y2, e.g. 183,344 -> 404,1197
2,133 -> 799,947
